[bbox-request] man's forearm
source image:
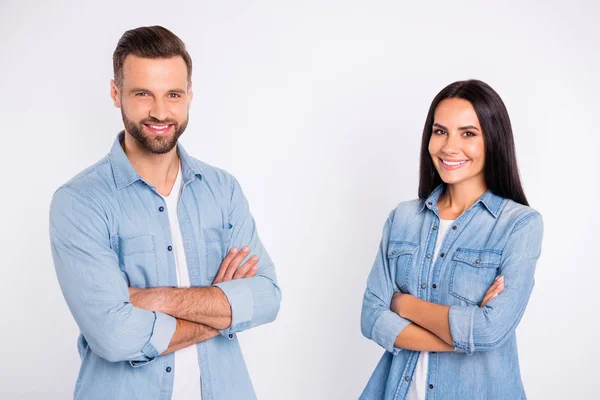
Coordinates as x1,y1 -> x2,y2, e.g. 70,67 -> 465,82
394,323 -> 454,352
161,319 -> 219,355
399,295 -> 453,346
131,286 -> 232,330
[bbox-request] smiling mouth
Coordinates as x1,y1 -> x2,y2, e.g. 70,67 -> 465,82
439,158 -> 469,170
144,124 -> 173,135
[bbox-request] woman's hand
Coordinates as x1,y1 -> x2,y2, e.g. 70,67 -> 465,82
480,276 -> 504,307
391,292 -> 411,316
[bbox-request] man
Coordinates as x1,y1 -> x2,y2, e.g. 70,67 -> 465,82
49,25 -> 281,400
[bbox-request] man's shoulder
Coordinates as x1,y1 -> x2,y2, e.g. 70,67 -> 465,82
186,155 -> 238,189
52,155 -> 115,206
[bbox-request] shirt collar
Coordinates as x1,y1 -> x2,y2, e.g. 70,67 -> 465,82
417,183 -> 504,218
109,131 -> 202,190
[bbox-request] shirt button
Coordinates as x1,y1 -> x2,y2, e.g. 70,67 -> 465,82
428,201 -> 433,206
429,384 -> 434,389
391,250 -> 396,255
228,334 -> 234,339
159,206 -> 164,212
452,225 -> 457,230
432,284 -> 437,289
426,254 -> 432,259
432,226 -> 438,230
421,284 -> 426,289
405,376 -> 410,382
168,245 -> 173,251
166,367 -> 172,373
475,259 -> 481,264
440,253 -> 445,258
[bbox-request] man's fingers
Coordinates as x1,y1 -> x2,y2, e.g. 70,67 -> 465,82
233,256 -> 259,279
213,247 -> 239,284
223,246 -> 250,282
246,264 -> 258,278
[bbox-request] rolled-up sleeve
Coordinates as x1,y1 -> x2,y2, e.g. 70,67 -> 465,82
361,213 -> 412,354
50,187 -> 176,365
213,176 -> 281,337
449,212 -> 543,355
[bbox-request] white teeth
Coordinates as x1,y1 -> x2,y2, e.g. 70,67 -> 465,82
442,160 -> 467,166
149,125 -> 169,130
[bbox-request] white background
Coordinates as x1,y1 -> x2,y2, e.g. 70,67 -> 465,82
1,1 -> 599,399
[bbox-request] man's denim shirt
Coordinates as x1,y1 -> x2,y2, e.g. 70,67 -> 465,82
360,184 -> 543,400
49,133 -> 281,400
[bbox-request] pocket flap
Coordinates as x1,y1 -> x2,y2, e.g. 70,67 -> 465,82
388,241 -> 418,258
118,234 -> 155,256
453,248 -> 502,267
204,223 -> 234,244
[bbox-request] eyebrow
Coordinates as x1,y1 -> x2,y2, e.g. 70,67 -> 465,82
128,88 -> 187,94
433,123 -> 480,131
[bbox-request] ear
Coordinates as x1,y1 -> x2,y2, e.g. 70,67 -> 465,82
110,80 -> 121,108
188,85 -> 194,105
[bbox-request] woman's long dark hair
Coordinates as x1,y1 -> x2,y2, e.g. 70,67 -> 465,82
418,79 -> 529,206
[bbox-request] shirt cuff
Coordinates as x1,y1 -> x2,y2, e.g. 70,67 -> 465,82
213,280 -> 254,339
371,310 -> 412,354
129,311 -> 177,367
449,306 -> 476,355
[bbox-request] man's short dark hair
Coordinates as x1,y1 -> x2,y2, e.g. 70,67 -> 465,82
113,25 -> 192,88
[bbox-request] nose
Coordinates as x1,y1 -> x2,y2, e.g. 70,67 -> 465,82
441,133 -> 461,155
149,98 -> 168,121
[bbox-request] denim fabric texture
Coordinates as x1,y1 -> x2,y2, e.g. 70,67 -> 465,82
361,184 -> 543,400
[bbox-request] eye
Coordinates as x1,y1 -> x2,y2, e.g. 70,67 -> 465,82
168,93 -> 181,98
463,131 -> 476,137
433,129 -> 446,135
135,92 -> 148,97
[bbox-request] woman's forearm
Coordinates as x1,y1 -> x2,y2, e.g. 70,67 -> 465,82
395,323 -> 454,352
396,294 -> 454,346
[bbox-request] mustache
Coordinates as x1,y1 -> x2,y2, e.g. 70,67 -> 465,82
140,117 -> 178,125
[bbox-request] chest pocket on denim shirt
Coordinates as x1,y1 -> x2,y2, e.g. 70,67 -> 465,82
204,224 -> 234,284
388,241 -> 419,293
450,248 -> 502,305
117,234 -> 158,288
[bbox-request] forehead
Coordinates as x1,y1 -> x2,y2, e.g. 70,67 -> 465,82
121,54 -> 188,89
434,98 -> 480,127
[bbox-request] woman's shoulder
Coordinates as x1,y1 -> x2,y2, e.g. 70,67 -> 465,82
499,198 -> 543,231
388,198 -> 424,223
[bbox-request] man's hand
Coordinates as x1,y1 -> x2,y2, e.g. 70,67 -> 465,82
212,246 -> 259,284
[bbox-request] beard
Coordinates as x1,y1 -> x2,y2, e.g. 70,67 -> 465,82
121,108 -> 188,154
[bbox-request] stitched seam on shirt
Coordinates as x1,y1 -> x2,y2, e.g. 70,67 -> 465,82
472,281 -> 533,349
65,156 -> 110,186
509,212 -> 539,235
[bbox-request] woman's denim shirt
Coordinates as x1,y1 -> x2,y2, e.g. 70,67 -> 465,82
360,184 -> 543,400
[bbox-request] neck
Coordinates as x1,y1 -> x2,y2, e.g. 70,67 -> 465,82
122,131 -> 180,196
438,176 -> 487,219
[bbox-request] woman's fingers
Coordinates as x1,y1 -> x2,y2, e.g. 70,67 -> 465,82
480,276 -> 505,307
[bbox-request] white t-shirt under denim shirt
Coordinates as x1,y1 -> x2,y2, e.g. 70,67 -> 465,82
406,218 -> 455,400
161,163 -> 203,399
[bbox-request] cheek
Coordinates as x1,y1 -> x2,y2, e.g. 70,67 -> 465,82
428,137 -> 439,156
168,102 -> 189,119
465,141 -> 485,163
122,99 -> 150,118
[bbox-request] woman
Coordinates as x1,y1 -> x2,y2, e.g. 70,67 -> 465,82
360,80 -> 543,400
